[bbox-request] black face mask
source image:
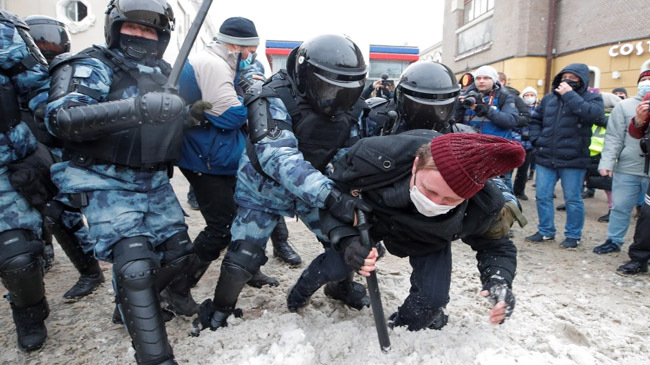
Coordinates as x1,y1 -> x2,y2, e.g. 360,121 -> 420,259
119,34 -> 159,62
561,79 -> 581,91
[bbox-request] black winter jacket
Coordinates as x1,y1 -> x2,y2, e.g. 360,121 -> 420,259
529,63 -> 604,169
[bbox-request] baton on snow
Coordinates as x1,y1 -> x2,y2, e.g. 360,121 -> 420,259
355,198 -> 391,353
164,0 -> 213,92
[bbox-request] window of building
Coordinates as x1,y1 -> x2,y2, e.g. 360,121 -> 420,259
463,0 -> 494,25
457,17 -> 493,56
56,0 -> 95,34
588,66 -> 601,88
65,0 -> 87,22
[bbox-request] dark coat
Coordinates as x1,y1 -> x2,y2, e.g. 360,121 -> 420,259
323,130 -> 517,286
529,63 -> 604,169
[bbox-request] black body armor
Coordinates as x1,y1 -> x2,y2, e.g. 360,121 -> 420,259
49,46 -> 183,170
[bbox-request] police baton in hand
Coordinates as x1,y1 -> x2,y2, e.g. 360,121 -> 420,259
164,0 -> 213,92
355,198 -> 391,353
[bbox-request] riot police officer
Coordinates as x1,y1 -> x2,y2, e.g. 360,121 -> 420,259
25,14 -> 105,301
362,61 -> 464,136
0,9 -> 51,352
192,34 -> 371,333
45,1 -> 191,363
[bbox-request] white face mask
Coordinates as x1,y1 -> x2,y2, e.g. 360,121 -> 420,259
638,80 -> 650,97
409,173 -> 458,217
523,96 -> 536,105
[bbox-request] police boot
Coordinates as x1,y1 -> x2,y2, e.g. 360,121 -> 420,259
43,201 -> 104,299
160,254 -> 209,317
246,268 -> 279,288
192,241 -> 265,334
112,237 -> 175,365
58,235 -> 104,300
11,297 -> 49,352
271,220 -> 302,266
0,230 -> 49,352
323,273 -> 370,310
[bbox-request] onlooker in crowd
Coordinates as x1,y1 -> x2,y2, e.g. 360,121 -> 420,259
616,99 -> 650,274
526,63 -> 604,248
361,72 -> 394,100
164,17 -> 280,316
612,87 -> 628,100
583,92 -> 621,222
454,66 -> 519,189
512,86 -> 538,200
592,70 -> 650,254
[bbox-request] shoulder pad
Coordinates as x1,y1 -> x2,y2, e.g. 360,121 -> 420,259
365,96 -> 389,109
47,61 -> 75,102
243,80 -> 264,106
0,10 -> 28,30
48,52 -> 75,73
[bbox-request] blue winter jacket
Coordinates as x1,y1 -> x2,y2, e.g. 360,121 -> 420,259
529,63 -> 604,169
176,43 -> 248,175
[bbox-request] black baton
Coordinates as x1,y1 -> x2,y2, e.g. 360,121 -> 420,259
356,207 -> 391,352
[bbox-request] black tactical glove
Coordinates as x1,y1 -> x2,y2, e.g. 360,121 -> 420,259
8,142 -> 58,211
325,189 -> 372,224
186,100 -> 212,126
340,235 -> 370,271
137,92 -> 186,124
482,275 -> 515,324
474,103 -> 489,117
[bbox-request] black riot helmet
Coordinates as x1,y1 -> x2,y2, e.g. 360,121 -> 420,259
287,34 -> 367,117
24,15 -> 71,63
104,0 -> 174,59
395,61 -> 460,131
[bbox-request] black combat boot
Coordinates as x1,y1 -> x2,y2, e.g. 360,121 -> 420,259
11,297 -> 49,352
323,274 -> 370,310
616,260 -> 649,275
160,255 -> 209,316
388,307 -> 448,331
270,220 -> 302,266
246,269 -> 280,288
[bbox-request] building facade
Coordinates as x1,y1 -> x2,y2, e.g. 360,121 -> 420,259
265,40 -> 418,83
433,0 -> 650,96
2,0 -> 217,64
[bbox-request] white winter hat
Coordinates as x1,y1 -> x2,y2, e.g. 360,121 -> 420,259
520,86 -> 538,99
474,65 -> 499,83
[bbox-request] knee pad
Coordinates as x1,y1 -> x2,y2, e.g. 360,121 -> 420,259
223,240 -> 268,275
192,231 -> 229,262
0,230 -> 45,308
159,231 -> 192,266
112,236 -> 159,291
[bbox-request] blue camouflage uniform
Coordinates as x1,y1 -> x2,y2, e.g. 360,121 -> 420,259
0,17 -> 49,236
45,50 -> 187,262
232,95 -> 335,245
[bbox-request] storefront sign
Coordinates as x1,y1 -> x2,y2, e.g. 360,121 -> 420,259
609,40 -> 650,57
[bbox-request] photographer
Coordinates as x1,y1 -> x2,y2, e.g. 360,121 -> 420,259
453,65 -> 519,139
361,72 -> 394,100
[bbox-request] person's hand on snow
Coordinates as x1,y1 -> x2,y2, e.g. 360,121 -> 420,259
480,275 -> 515,324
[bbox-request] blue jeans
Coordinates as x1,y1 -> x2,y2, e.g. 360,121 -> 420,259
535,165 -> 586,239
607,172 -> 650,246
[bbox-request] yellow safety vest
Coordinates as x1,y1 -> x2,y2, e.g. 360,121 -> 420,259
590,124 -> 606,156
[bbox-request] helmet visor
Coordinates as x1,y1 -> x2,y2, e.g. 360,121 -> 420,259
29,24 -> 71,58
401,93 -> 456,131
117,0 -> 173,31
305,72 -> 365,116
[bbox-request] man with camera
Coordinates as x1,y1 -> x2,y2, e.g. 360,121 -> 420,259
453,65 -> 519,139
361,72 -> 394,100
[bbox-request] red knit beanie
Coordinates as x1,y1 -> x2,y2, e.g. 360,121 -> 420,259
638,69 -> 650,83
429,133 -> 525,199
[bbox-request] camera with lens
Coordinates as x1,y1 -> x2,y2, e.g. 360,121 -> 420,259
461,90 -> 483,108
381,79 -> 394,87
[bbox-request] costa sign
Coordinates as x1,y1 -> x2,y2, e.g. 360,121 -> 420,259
609,40 -> 650,57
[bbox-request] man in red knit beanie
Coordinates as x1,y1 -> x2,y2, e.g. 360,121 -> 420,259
288,130 -> 525,332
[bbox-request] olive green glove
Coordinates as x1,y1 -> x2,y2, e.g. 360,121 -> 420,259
186,100 -> 213,126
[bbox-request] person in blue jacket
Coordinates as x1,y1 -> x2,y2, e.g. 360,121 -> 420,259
526,63 -> 604,249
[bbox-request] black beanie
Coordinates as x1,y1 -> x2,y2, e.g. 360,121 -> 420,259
216,17 -> 259,46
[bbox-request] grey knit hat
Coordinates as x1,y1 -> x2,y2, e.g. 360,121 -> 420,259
215,17 -> 259,46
